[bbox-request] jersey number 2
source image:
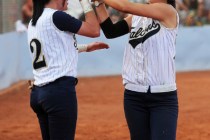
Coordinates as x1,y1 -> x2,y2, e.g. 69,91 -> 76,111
30,39 -> 47,70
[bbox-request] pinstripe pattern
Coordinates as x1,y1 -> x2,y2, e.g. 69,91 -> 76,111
122,14 -> 179,93
27,8 -> 78,86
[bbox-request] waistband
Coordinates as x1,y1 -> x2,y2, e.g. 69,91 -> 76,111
31,76 -> 78,88
125,83 -> 177,93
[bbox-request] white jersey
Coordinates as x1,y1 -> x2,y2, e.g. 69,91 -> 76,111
27,8 -> 78,86
122,14 -> 179,93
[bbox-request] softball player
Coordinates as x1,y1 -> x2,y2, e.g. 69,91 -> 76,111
28,0 -> 108,140
93,0 -> 179,140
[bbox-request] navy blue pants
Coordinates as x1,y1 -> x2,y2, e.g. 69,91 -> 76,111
30,76 -> 78,140
124,89 -> 178,140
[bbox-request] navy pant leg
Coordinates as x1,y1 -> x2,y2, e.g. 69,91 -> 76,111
149,91 -> 178,140
124,89 -> 150,140
31,88 -> 51,140
30,77 -> 77,140
45,88 -> 77,140
37,113 -> 50,140
124,89 -> 178,140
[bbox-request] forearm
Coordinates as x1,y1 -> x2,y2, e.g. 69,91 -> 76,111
80,0 -> 100,34
84,11 -> 100,30
103,0 -> 147,17
103,0 -> 129,13
95,3 -> 109,23
100,18 -> 129,39
93,0 -> 129,39
103,0 -> 169,21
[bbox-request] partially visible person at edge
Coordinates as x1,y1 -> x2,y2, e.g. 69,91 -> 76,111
92,0 -> 179,140
22,0 -> 33,26
16,0 -> 33,32
28,0 -> 108,140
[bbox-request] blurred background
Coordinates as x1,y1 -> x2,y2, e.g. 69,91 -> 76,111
0,0 -> 210,33
0,0 -> 210,140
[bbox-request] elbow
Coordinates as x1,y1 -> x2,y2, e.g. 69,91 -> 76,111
89,25 -> 100,37
91,30 -> 100,38
95,30 -> 100,37
95,26 -> 101,37
86,29 -> 100,38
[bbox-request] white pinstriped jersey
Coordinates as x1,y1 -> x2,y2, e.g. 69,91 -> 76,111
27,8 -> 78,86
122,14 -> 179,93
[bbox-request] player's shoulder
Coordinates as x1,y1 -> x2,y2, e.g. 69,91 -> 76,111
52,11 -> 75,23
53,11 -> 72,18
43,8 -> 58,16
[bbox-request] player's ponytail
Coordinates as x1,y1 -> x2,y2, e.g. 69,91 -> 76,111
167,0 -> 176,8
32,0 -> 50,26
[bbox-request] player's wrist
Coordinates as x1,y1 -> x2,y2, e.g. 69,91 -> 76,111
79,0 -> 93,14
77,44 -> 88,52
94,0 -> 104,7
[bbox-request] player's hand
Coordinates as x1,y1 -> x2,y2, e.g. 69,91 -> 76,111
86,42 -> 109,52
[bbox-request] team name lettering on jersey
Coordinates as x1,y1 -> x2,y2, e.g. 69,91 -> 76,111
123,15 -> 179,93
129,20 -> 160,48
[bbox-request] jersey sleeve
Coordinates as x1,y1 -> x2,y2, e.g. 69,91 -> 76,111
52,11 -> 82,33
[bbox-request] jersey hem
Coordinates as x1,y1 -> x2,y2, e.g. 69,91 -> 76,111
125,83 -> 177,93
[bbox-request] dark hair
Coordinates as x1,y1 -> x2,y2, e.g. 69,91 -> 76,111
167,0 -> 176,8
32,0 -> 50,26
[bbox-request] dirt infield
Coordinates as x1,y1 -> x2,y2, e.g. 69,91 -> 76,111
0,71 -> 210,140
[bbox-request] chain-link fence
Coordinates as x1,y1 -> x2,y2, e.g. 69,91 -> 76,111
0,0 -> 24,33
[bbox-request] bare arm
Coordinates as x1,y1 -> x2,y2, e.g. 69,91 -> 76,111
94,3 -> 109,23
94,2 -> 132,29
124,14 -> 132,32
93,2 -> 131,38
77,0 -> 100,37
103,0 -> 177,28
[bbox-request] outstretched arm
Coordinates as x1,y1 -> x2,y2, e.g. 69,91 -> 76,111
93,1 -> 132,39
102,0 -> 177,28
103,0 -> 173,21
54,0 -> 100,37
76,0 -> 100,37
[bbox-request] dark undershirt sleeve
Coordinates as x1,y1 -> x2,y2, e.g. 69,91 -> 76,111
53,11 -> 82,33
100,17 -> 129,39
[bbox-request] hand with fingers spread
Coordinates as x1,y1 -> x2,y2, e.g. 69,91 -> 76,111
77,42 -> 109,52
86,42 -> 109,52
